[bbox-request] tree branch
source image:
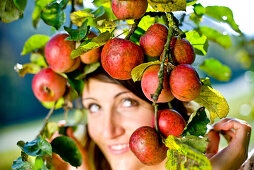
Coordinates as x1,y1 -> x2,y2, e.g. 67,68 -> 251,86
36,104 -> 55,139
125,18 -> 141,40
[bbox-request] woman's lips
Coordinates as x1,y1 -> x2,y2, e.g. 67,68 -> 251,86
108,143 -> 129,155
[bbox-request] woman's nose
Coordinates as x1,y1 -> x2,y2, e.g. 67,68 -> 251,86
103,109 -> 125,139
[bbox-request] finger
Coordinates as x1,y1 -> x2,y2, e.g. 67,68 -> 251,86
206,130 -> 220,159
221,129 -> 235,143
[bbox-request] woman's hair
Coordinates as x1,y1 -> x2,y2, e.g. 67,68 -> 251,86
82,66 -> 189,169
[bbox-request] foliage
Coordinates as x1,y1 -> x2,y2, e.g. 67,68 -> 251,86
0,0 -> 244,169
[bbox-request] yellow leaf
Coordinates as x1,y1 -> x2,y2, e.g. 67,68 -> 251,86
165,135 -> 212,170
70,10 -> 94,26
148,0 -> 186,12
194,82 -> 229,123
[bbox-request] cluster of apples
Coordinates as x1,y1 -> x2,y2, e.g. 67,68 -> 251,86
32,32 -> 101,102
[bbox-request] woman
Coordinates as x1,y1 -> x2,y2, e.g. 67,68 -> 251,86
53,67 -> 252,170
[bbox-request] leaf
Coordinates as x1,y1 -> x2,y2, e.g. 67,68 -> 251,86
0,0 -> 22,23
21,34 -> 50,55
186,0 -> 197,6
13,0 -> 27,11
148,0 -> 186,12
41,1 -> 65,30
30,53 -> 48,68
205,6 -> 241,34
71,31 -> 111,59
199,58 -> 231,81
44,122 -> 59,139
35,157 -> 44,169
12,157 -> 32,170
14,63 -> 41,77
38,137 -> 52,157
194,78 -> 229,123
64,22 -> 90,41
41,97 -> 65,109
51,136 -> 83,167
17,141 -> 25,150
183,107 -> 210,136
131,61 -> 161,82
22,137 -> 52,157
32,0 -> 55,28
185,30 -> 208,55
75,62 -> 100,80
178,135 -> 208,153
199,26 -> 232,49
165,135 -> 212,170
70,6 -> 105,26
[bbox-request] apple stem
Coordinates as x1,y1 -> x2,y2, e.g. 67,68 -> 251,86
36,103 -> 56,139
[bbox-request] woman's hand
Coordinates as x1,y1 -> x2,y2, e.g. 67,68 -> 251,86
205,118 -> 252,170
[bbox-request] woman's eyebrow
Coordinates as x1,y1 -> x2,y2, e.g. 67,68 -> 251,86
114,91 -> 131,99
82,97 -> 97,101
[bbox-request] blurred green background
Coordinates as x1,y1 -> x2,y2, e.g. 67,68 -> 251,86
0,0 -> 254,169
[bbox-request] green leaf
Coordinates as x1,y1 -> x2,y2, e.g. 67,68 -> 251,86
32,0 -> 55,28
21,34 -> 50,55
13,0 -> 27,11
131,61 -> 161,82
199,26 -> 232,49
41,1 -> 65,30
14,63 -> 41,77
136,15 -> 155,31
205,6 -> 241,34
71,31 -> 111,59
38,137 -> 52,157
22,137 -> 52,157
12,157 -> 32,170
178,135 -> 208,153
30,53 -> 48,68
44,122 -> 59,139
0,0 -> 22,23
199,58 -> 231,81
186,0 -> 197,6
185,30 -> 208,55
68,77 -> 85,95
64,21 -> 90,41
183,107 -> 210,136
75,62 -> 100,80
51,136 -> 83,167
35,157 -> 44,169
165,135 -> 212,169
194,78 -> 229,123
70,6 -> 105,27
41,97 -> 65,109
148,0 -> 186,12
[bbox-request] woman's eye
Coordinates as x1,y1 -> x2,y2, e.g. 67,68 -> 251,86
88,104 -> 100,113
122,98 -> 138,108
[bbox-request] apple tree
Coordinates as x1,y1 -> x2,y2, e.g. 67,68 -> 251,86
0,0 -> 246,169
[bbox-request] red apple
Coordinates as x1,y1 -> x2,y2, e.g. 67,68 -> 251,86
45,33 -> 80,73
169,64 -> 202,101
111,0 -> 148,20
129,126 -> 167,165
101,38 -> 144,80
32,68 -> 66,102
141,64 -> 174,103
154,109 -> 186,137
170,36 -> 195,65
140,23 -> 168,57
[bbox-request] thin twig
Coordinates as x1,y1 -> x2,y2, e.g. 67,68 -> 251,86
125,18 -> 142,40
69,0 -> 75,28
36,104 -> 55,139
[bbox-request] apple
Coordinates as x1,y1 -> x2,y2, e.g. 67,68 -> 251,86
32,68 -> 66,102
45,33 -> 80,73
101,38 -> 144,80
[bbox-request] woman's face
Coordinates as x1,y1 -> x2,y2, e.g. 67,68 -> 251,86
82,78 -> 155,170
